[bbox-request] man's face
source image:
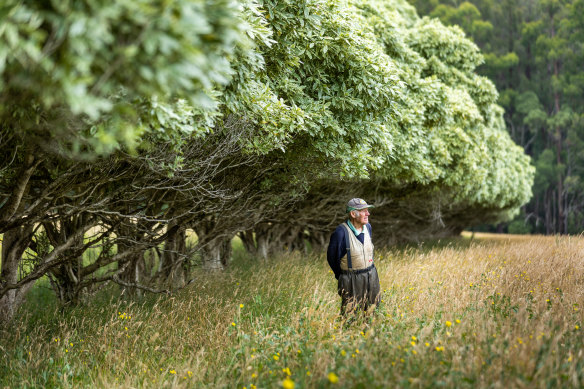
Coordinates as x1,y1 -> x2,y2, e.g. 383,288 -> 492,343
353,208 -> 370,225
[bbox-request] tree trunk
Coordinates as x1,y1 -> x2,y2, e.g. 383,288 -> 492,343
254,223 -> 289,259
0,154 -> 39,229
256,231 -> 270,260
193,220 -> 233,270
308,231 -> 328,253
550,11 -> 564,234
113,220 -> 155,297
43,216 -> 88,305
158,223 -> 187,287
198,236 -> 232,271
117,245 -> 147,298
238,230 -> 258,256
0,226 -> 35,324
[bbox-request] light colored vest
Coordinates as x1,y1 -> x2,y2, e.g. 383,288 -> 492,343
340,222 -> 374,271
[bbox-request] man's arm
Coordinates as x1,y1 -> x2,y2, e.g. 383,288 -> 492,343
366,223 -> 373,260
326,226 -> 346,280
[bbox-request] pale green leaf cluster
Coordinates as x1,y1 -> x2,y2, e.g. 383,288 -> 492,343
0,0 -> 535,234
0,0 -> 247,154
216,0 -> 534,221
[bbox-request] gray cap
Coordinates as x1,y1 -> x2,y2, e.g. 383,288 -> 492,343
346,198 -> 375,212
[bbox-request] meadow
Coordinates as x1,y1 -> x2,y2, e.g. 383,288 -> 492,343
1,233 -> 583,388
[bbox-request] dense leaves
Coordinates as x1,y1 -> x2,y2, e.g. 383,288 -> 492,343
0,0 -> 245,154
0,0 -> 533,321
409,0 -> 584,234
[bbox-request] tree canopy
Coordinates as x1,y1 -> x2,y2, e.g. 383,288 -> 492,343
0,0 -> 533,323
408,0 -> 584,234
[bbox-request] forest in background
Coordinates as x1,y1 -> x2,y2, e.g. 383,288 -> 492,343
408,0 -> 584,234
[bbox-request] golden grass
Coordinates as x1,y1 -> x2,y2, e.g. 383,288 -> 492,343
1,234 -> 583,388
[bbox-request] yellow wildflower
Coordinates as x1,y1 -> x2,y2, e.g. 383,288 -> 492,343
282,377 -> 295,389
445,321 -> 452,327
328,372 -> 339,384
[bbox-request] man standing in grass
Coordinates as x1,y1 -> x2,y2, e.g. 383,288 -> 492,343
327,198 -> 381,315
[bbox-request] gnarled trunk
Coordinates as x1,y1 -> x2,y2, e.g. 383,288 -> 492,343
194,221 -> 232,270
307,231 -> 328,253
43,216 -> 89,305
254,223 -> 287,259
0,226 -> 35,324
238,230 -> 258,257
113,220 -> 153,297
158,223 -> 188,287
198,236 -> 232,270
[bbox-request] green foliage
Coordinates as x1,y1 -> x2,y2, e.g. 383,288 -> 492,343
409,0 -> 584,234
0,0 -> 537,320
233,0 -> 533,223
507,219 -> 532,234
0,0 -> 534,226
0,0 -> 247,155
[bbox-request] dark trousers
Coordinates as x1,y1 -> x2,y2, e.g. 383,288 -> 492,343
338,266 -> 381,315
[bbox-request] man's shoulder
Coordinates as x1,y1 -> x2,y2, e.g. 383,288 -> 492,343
330,223 -> 347,239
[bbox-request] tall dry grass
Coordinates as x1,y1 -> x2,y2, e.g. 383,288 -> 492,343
1,234 -> 583,388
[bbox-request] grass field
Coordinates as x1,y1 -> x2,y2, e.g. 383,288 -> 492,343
1,233 -> 583,388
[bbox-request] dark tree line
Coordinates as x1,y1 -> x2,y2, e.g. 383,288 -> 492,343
408,0 -> 584,234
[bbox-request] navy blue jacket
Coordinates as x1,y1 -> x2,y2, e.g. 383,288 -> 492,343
326,222 -> 372,279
